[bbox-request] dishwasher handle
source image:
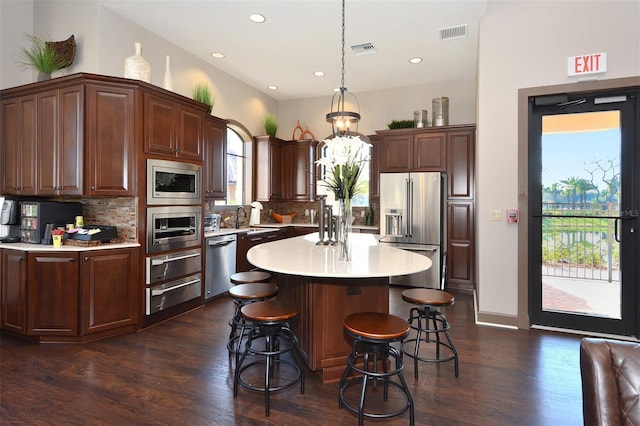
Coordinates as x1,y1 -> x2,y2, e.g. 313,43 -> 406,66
151,252 -> 200,266
207,237 -> 236,247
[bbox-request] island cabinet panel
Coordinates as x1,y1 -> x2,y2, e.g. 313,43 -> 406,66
36,85 -> 84,196
1,95 -> 37,195
275,274 -> 390,383
1,250 -> 28,334
85,84 -> 137,196
203,116 -> 227,199
27,252 -> 79,336
236,229 -> 287,272
80,248 -> 138,335
144,92 -> 204,161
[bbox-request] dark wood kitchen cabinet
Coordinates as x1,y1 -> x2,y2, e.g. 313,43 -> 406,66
36,85 -> 84,196
0,247 -> 138,342
378,130 -> 446,173
253,136 -> 317,202
84,84 -> 137,196
368,135 -> 380,203
374,124 -> 476,291
144,92 -> 203,161
1,95 -> 37,195
236,229 -> 288,272
1,249 -> 28,334
203,115 -> 228,199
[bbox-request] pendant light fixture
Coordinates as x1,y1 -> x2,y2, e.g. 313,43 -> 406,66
326,0 -> 360,136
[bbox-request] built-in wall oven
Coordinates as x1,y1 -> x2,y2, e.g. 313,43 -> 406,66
147,158 -> 201,205
147,205 -> 202,254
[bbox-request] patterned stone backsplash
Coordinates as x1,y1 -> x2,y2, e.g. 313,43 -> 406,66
60,197 -> 138,242
206,200 -> 379,229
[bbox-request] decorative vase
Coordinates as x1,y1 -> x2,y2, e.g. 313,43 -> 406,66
337,198 -> 353,261
124,42 -> 151,83
163,55 -> 173,90
37,72 -> 51,82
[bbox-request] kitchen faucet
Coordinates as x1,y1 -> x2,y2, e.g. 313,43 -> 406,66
236,206 -> 247,229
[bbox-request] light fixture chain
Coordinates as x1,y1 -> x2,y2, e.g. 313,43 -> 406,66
341,0 -> 345,90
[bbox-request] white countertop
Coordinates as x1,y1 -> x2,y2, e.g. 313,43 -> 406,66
0,241 -> 140,252
204,223 -> 378,238
247,232 -> 431,278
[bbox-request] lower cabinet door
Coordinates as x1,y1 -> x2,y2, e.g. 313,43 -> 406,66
27,252 -> 79,336
81,248 -> 138,335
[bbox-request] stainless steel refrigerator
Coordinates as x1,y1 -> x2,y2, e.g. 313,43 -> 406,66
379,172 -> 446,289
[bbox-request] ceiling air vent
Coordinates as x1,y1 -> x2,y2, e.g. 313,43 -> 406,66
351,42 -> 376,56
439,24 -> 468,41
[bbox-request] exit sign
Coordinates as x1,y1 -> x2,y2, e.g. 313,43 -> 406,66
568,52 -> 607,77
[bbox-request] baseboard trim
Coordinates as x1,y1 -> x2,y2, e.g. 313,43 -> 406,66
473,290 -> 518,329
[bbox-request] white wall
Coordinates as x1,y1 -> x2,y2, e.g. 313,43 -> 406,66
2,0 -> 278,137
476,0 -> 640,319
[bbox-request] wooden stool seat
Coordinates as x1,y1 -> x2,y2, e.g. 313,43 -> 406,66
241,300 -> 298,323
343,312 -> 410,341
229,283 -> 278,301
402,288 -> 455,307
339,312 -> 414,426
230,271 -> 272,284
401,288 -> 459,379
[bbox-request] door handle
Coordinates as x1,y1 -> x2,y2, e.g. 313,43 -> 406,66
151,252 -> 200,266
614,216 -> 637,243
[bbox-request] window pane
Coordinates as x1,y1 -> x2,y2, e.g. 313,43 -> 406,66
227,128 -> 245,204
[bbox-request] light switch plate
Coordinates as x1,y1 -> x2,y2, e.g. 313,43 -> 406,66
490,209 -> 502,221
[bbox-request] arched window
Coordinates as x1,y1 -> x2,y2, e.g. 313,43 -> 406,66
224,120 -> 253,206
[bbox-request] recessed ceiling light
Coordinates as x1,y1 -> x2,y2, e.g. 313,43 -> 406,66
409,57 -> 423,64
249,13 -> 266,23
211,52 -> 225,59
268,85 -> 278,90
314,71 -> 325,77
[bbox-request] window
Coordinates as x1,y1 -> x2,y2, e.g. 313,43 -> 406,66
226,128 -> 245,205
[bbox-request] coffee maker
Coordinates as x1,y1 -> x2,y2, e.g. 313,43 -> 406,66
0,198 -> 21,243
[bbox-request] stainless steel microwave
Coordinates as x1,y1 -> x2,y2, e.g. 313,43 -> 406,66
147,159 -> 202,205
147,205 -> 202,253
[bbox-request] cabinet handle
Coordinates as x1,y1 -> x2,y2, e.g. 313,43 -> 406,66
91,186 -> 95,190
84,257 -> 89,261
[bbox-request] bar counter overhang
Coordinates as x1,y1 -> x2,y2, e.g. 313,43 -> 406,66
247,233 -> 431,383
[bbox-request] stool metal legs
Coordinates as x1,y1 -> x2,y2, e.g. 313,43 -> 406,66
403,306 -> 459,378
339,338 -> 414,426
233,321 -> 305,417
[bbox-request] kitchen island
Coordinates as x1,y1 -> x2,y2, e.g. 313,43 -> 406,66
247,233 -> 431,382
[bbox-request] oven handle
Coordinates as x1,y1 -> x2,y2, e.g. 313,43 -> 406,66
151,252 -> 200,266
151,278 -> 200,296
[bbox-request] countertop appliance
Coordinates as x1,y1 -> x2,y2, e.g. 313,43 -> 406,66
205,234 -> 237,301
0,198 -> 20,242
379,172 -> 447,289
19,201 -> 83,244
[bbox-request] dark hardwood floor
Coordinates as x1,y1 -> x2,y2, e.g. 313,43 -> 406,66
0,287 -> 584,425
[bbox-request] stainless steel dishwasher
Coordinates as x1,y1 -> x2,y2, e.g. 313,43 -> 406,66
205,234 -> 237,301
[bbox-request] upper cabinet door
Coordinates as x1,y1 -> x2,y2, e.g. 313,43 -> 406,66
413,132 -> 446,171
447,130 -> 475,199
36,85 -> 84,196
379,133 -> 412,173
1,95 -> 37,195
144,93 -> 204,161
85,84 -> 137,196
203,116 -> 227,199
144,93 -> 176,156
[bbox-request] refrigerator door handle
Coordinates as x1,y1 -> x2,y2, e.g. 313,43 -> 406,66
407,177 -> 413,237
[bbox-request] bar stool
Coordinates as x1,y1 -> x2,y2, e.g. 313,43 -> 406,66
227,271 -> 276,356
401,288 -> 459,379
339,312 -> 414,426
233,300 -> 305,417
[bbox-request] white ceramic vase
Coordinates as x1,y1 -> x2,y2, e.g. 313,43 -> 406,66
124,42 -> 151,83
163,55 -> 173,90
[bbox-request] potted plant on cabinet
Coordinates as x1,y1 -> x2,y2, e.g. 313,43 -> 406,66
17,33 -> 74,81
263,113 -> 278,138
192,82 -> 214,114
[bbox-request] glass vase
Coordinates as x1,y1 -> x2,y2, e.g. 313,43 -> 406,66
337,198 -> 352,261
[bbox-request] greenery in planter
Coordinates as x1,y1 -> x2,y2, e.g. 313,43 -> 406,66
387,119 -> 415,129
192,82 -> 214,113
263,113 -> 278,137
17,33 -> 69,76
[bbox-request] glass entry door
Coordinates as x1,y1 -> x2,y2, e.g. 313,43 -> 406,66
528,89 -> 639,337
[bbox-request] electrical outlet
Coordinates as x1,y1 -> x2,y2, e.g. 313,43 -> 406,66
490,209 -> 502,221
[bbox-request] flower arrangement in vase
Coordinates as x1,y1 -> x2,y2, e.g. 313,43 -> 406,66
316,135 -> 371,260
